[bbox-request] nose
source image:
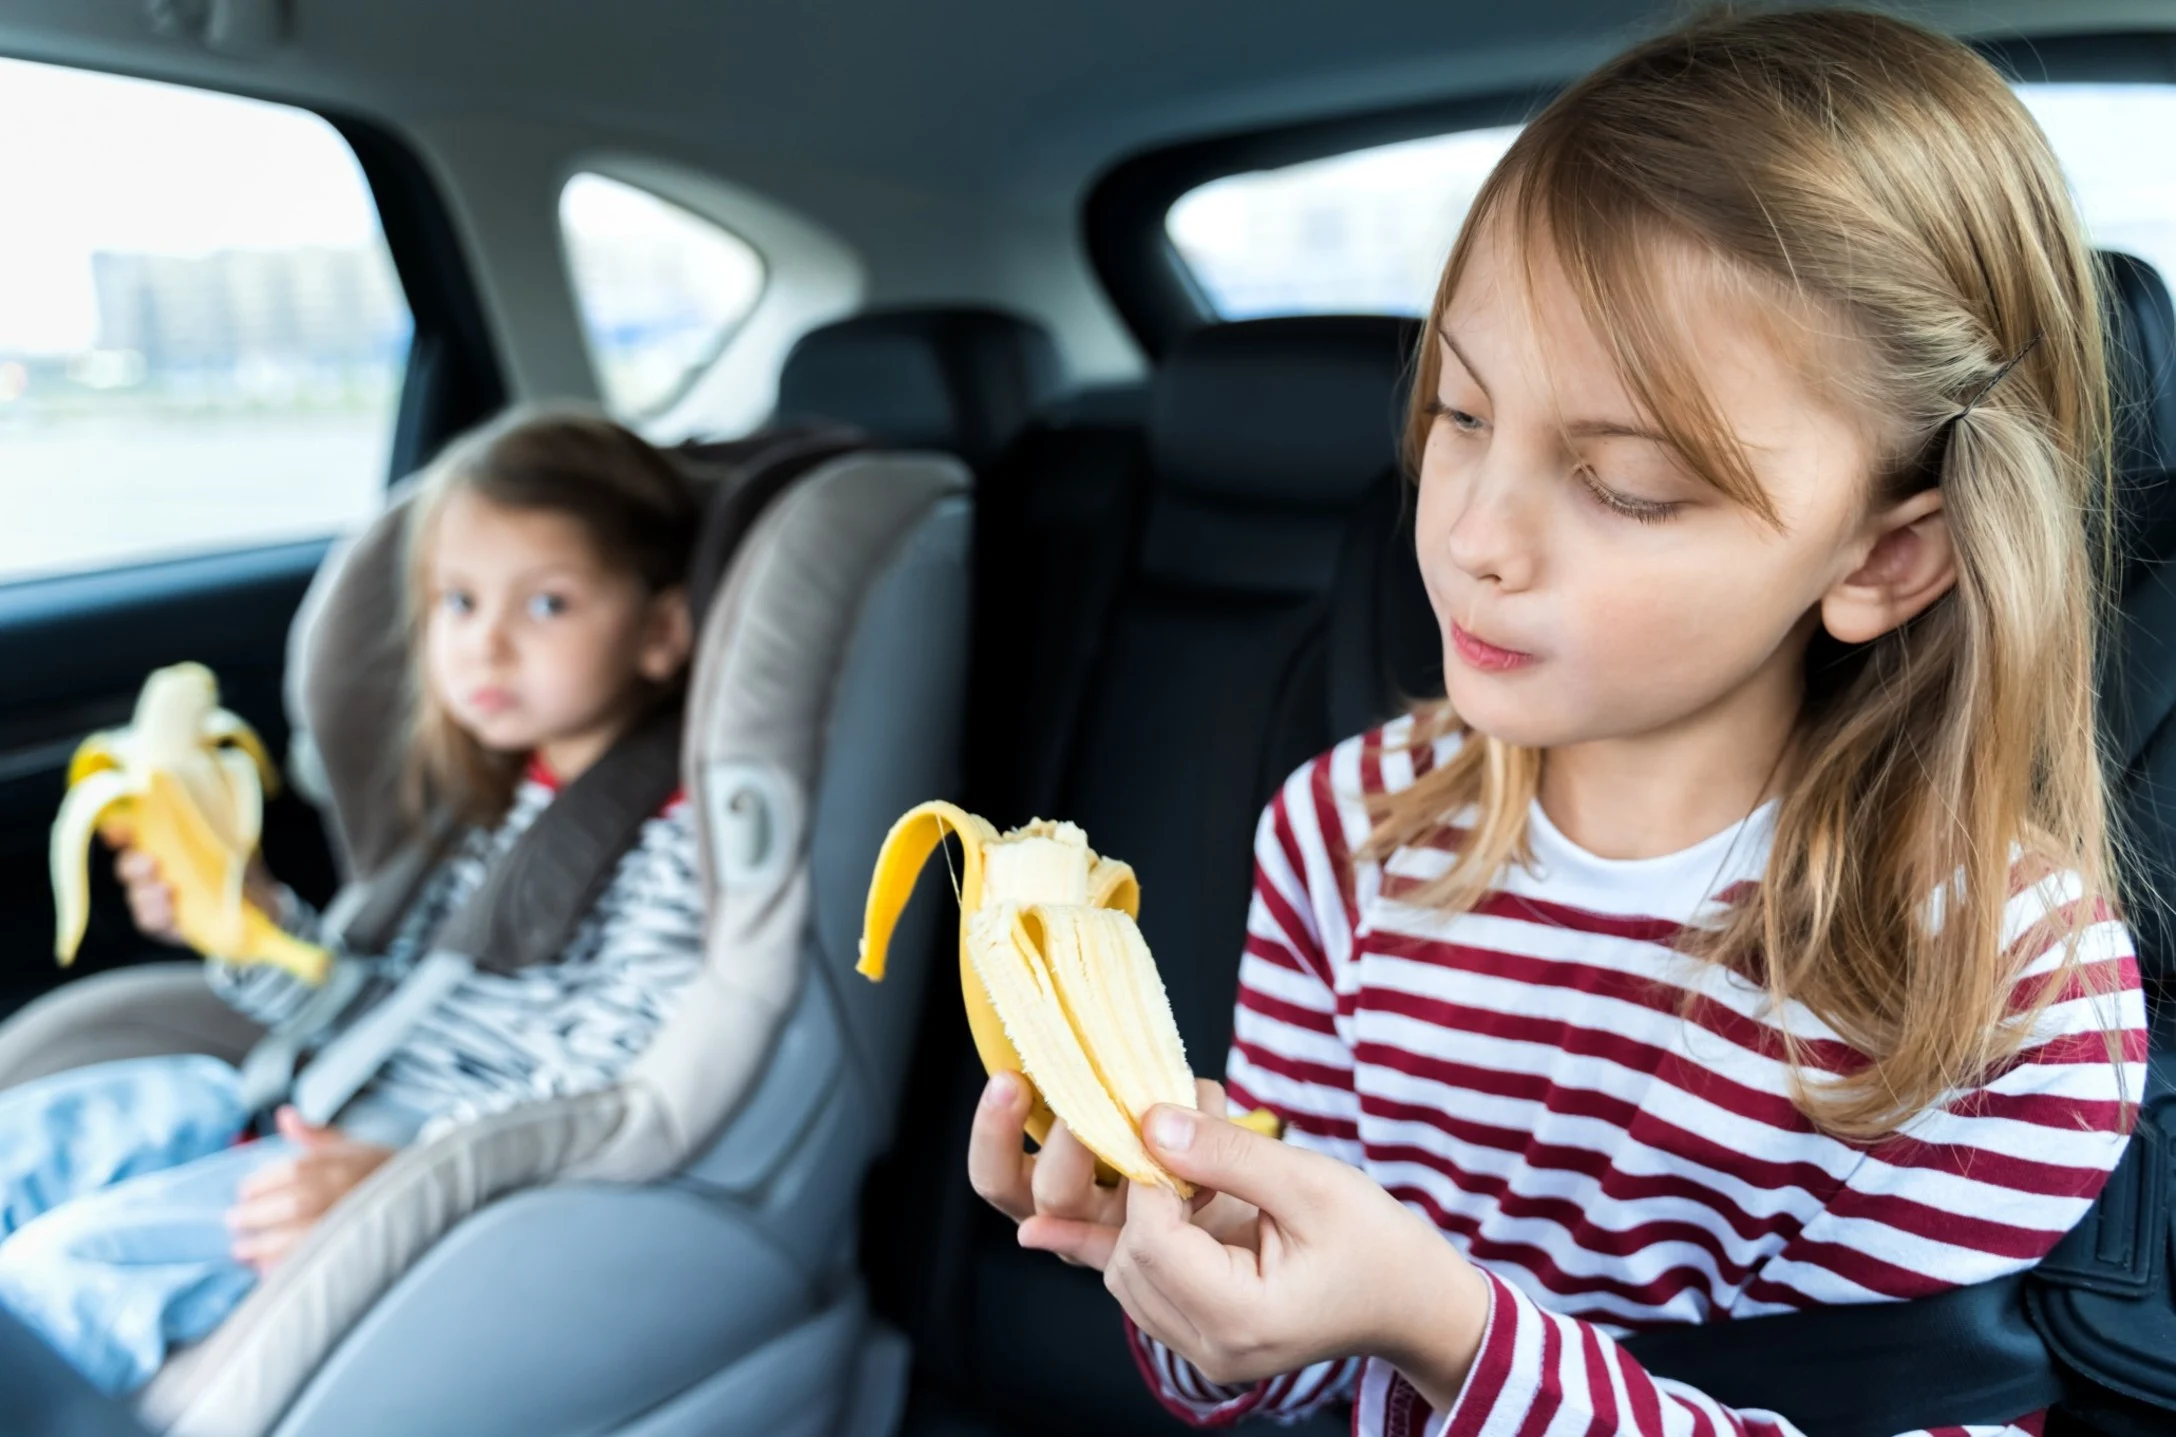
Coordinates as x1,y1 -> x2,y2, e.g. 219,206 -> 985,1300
463,598 -> 516,664
1438,448 -> 1540,593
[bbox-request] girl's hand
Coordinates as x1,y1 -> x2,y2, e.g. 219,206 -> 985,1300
105,823 -> 285,947
967,1072 -> 1258,1271
110,840 -> 183,946
226,1106 -> 395,1273
1091,1103 -> 1494,1407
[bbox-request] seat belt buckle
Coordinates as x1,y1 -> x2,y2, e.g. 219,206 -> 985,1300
234,953 -> 373,1119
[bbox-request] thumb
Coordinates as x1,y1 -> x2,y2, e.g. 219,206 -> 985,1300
275,1105 -> 337,1149
1142,1103 -> 1307,1212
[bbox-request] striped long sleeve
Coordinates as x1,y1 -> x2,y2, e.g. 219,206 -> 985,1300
1130,722 -> 2147,1437
208,767 -> 704,1142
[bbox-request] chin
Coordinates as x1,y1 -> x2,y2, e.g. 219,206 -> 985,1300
1441,670 -> 1592,751
458,714 -> 544,754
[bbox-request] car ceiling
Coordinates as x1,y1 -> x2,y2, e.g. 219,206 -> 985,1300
0,0 -> 2169,400
3,0 -> 2170,207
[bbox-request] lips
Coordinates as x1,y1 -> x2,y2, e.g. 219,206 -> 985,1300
467,686 -> 516,715
1450,621 -> 1534,673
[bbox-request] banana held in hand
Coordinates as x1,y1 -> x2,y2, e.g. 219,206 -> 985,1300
51,662 -> 332,986
858,801 -> 1279,1193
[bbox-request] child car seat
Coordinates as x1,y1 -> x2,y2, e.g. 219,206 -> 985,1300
0,437 -> 973,1437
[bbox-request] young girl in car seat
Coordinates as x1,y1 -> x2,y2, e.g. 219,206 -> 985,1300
0,409 -> 706,1396
970,12 -> 2148,1436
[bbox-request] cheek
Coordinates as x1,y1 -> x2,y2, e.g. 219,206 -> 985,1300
527,614 -> 643,699
422,617 -> 460,689
1411,432 -> 1468,607
1551,530 -> 1822,703
1448,518 -> 1831,746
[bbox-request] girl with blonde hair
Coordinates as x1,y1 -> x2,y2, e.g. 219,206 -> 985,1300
972,11 -> 2148,1435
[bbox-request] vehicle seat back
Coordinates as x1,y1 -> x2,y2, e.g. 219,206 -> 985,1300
773,306 -> 1064,471
101,441 -> 972,1436
876,316 -> 1418,1437
2100,251 -> 2176,1037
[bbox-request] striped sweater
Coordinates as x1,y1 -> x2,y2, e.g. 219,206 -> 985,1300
209,756 -> 704,1140
1131,720 -> 2147,1437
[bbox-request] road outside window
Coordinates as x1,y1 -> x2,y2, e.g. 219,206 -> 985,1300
0,58 -> 410,585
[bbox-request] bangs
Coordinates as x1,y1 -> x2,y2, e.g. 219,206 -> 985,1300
1415,123 -> 1792,529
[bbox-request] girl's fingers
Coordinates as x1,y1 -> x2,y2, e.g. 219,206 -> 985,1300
1017,1214 -> 1121,1270
1103,1235 -> 1216,1368
966,1071 -> 1037,1222
1116,1177 -> 1252,1327
227,1185 -> 304,1232
234,1162 -> 294,1200
275,1106 -> 339,1149
1029,1119 -> 1112,1222
232,1225 -> 299,1271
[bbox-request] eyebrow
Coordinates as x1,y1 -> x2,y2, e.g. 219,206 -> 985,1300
431,561 -> 591,587
1436,324 -> 1669,444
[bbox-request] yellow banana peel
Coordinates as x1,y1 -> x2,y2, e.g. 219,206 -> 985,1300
51,662 -> 332,986
858,800 -> 1281,1194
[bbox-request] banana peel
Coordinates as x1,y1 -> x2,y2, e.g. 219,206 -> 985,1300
51,662 -> 332,986
858,800 -> 1281,1194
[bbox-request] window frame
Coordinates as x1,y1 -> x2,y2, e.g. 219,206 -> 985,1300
0,56 -> 505,587
1086,29 -> 2176,360
556,169 -> 771,425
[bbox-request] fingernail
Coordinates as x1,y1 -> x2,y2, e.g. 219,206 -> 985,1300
1147,1106 -> 1195,1154
981,1072 -> 1016,1110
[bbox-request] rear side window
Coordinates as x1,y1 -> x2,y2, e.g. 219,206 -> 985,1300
1166,126 -> 1519,319
559,173 -> 767,421
1167,83 -> 2176,319
0,58 -> 410,585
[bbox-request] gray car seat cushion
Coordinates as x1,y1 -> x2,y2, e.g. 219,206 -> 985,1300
0,964 -> 265,1091
284,498 -> 416,886
136,450 -> 970,1434
576,451 -> 971,1183
137,1089 -> 625,1437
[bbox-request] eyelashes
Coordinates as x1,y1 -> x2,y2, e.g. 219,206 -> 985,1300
1426,396 -> 1486,434
1575,468 -> 1682,525
1429,398 -> 1683,525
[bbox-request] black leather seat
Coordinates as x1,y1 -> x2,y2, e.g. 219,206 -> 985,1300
874,315 -> 1424,1437
771,306 -> 1064,470
2100,251 -> 2176,1040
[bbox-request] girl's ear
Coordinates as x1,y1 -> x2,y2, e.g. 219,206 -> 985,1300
1820,488 -> 1957,644
638,585 -> 695,683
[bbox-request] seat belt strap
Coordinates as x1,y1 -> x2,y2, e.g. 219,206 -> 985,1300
233,957 -> 375,1117
287,950 -> 475,1127
1620,1272 -> 2062,1437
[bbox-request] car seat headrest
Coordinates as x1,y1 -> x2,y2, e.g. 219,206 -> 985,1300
1149,316 -> 1420,509
773,306 -> 1063,469
2104,251 -> 2176,578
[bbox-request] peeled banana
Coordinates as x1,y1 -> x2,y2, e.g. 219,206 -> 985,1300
51,662 -> 332,986
859,801 -> 1277,1193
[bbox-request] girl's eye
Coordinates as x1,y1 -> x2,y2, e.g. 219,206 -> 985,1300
527,593 -> 568,620
1428,397 -> 1486,434
439,589 -> 473,616
1576,467 -> 1682,525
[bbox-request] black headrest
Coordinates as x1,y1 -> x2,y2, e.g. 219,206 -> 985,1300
2105,251 -> 2176,577
774,306 -> 1063,469
2108,251 -> 2176,478
1149,316 -> 1420,508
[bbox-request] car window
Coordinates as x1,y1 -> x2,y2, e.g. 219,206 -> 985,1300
559,172 -> 767,421
1168,125 -> 1520,320
1168,83 -> 2176,320
0,58 -> 410,586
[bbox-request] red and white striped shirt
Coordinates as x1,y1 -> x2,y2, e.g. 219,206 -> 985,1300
1130,720 -> 2147,1437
